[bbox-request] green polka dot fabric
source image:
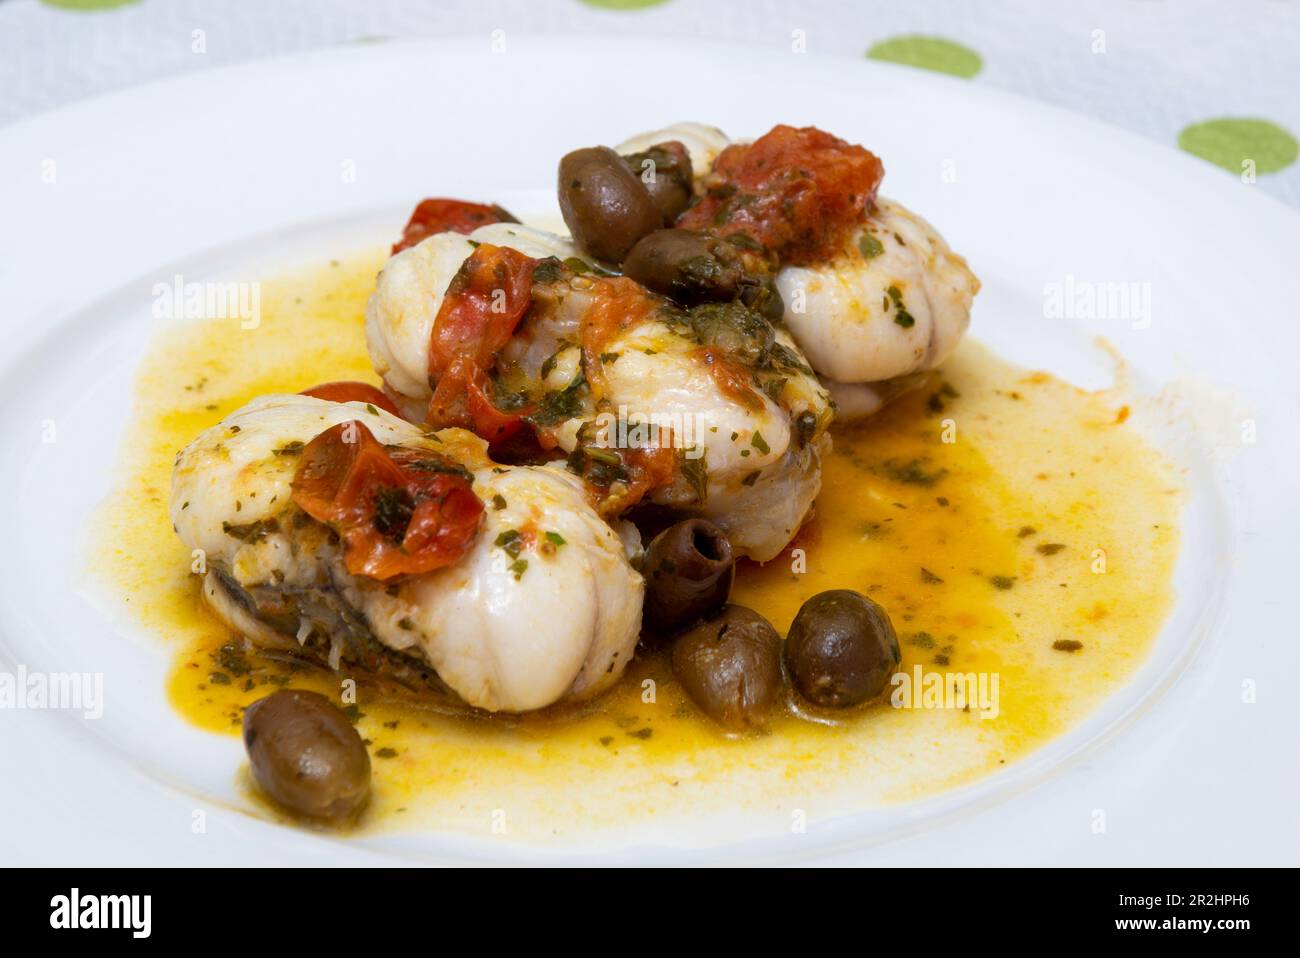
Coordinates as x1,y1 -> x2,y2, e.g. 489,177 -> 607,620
1177,119 -> 1298,175
4,0 -> 1298,202
867,35 -> 982,79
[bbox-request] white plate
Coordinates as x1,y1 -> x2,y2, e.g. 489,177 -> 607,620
1,36 -> 1296,866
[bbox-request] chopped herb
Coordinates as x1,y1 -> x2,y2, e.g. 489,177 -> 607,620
879,457 -> 948,487
679,448 -> 709,504
214,642 -> 251,677
491,494 -> 507,510
494,529 -> 523,559
858,232 -> 885,258
373,486 -> 414,540
990,575 -> 1016,590
406,457 -> 473,481
886,285 -> 916,328
272,441 -> 305,456
1036,543 -> 1066,555
544,531 -> 567,548
528,373 -> 588,427
921,567 -> 944,584
375,747 -> 399,759
741,471 -> 760,487
750,431 -> 770,455
1017,526 -> 1037,538
508,558 -> 529,580
1052,639 -> 1084,652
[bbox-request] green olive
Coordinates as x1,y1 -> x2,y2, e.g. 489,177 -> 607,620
672,605 -> 784,730
620,141 -> 694,223
784,590 -> 900,709
242,689 -> 371,822
642,518 -> 735,636
558,146 -> 662,264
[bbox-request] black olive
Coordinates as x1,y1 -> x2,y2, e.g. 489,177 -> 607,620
784,590 -> 900,709
620,141 -> 694,223
689,301 -> 776,367
672,605 -> 784,730
623,229 -> 744,304
642,518 -> 735,636
243,689 -> 371,821
558,146 -> 662,264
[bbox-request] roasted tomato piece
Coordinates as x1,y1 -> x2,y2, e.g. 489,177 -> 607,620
392,198 -> 518,254
426,244 -> 538,441
300,381 -> 403,417
677,125 -> 883,265
290,420 -> 483,581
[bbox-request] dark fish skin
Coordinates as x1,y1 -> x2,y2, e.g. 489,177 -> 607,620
207,564 -> 479,715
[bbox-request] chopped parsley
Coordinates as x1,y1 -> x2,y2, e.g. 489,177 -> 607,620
858,232 -> 885,258
494,529 -> 523,559
886,285 -> 916,328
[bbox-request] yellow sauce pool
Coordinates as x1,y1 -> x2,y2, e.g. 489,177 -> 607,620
89,252 -> 1182,845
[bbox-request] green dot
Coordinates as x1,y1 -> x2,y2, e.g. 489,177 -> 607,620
866,34 -> 982,79
40,0 -> 140,10
579,0 -> 671,9
1178,118 -> 1298,175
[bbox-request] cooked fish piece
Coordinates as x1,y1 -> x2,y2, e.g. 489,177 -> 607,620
775,199 -> 978,416
364,228 -> 833,561
365,223 -> 580,406
614,122 -> 731,186
171,393 -> 643,713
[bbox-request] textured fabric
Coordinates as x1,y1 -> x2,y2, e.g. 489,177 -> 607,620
3,0 -> 1298,205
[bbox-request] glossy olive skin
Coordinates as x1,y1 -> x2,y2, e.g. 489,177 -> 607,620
620,142 -> 694,223
243,690 -> 371,822
642,518 -> 735,636
558,146 -> 662,263
784,590 -> 901,709
623,229 -> 745,304
672,605 -> 784,730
